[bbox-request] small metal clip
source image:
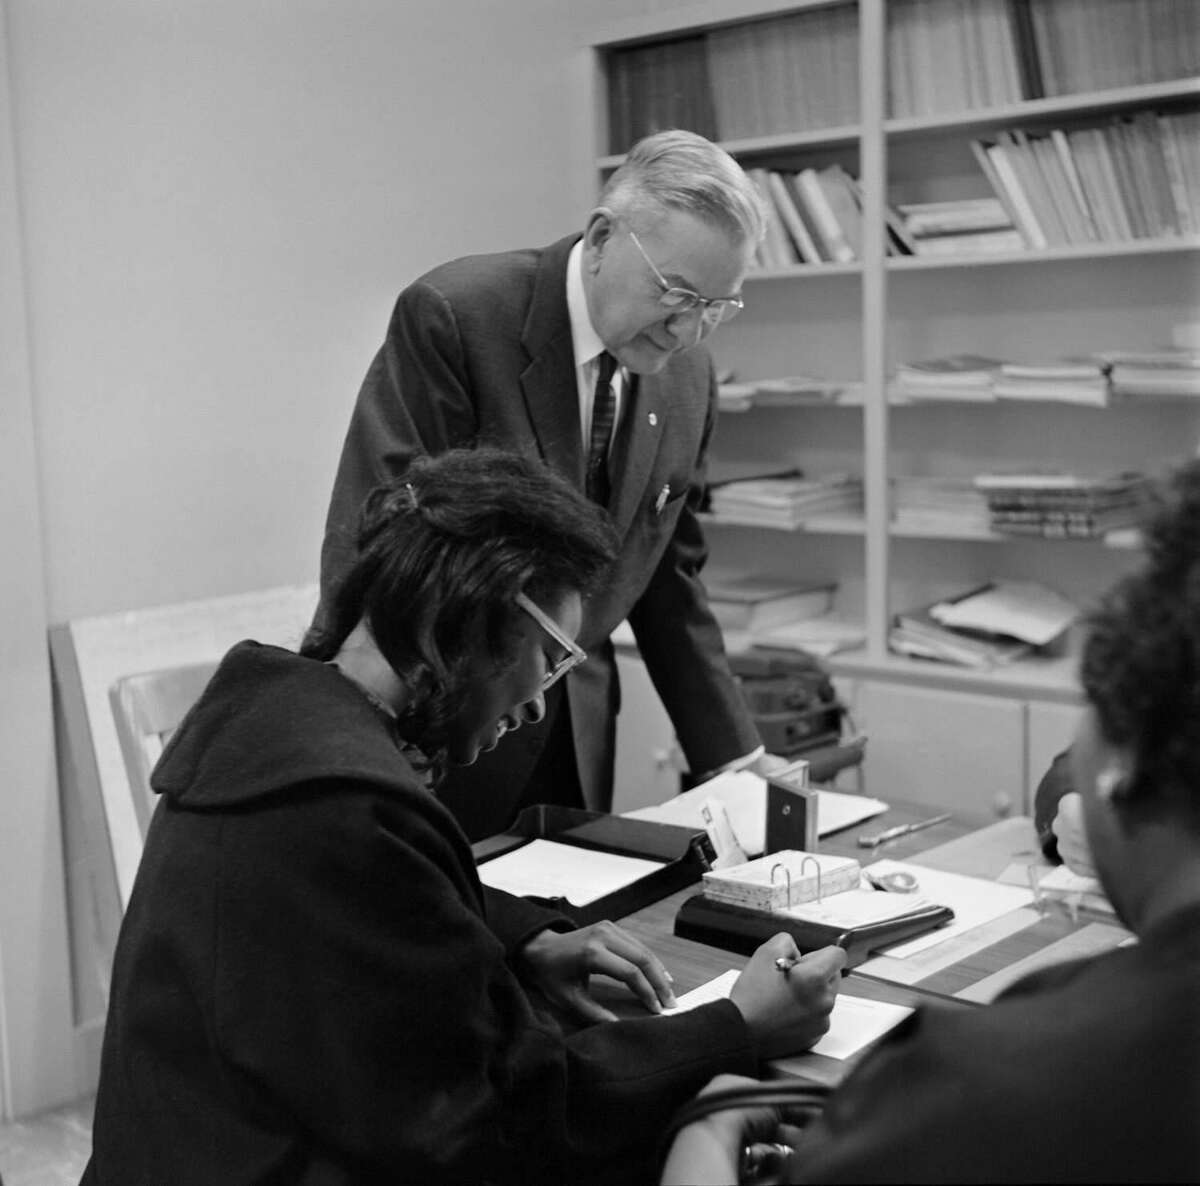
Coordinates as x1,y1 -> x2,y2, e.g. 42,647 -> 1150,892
770,861 -> 793,908
799,854 -> 823,903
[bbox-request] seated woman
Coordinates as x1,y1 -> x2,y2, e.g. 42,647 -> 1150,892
83,447 -> 845,1186
663,459 -> 1200,1184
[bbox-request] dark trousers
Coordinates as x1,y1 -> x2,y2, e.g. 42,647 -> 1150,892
434,681 -> 585,842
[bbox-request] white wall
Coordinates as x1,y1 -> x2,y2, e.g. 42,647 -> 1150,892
0,0 -> 607,1115
10,0 -> 593,623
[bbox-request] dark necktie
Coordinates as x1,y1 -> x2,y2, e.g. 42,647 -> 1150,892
585,352 -> 618,504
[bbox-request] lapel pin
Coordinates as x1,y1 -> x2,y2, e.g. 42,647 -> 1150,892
655,484 -> 670,514
648,411 -> 658,427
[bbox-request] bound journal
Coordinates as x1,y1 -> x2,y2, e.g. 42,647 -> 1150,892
675,849 -> 955,968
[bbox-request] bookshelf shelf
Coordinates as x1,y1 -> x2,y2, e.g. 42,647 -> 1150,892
887,236 -> 1200,272
884,77 -> 1200,139
587,0 -> 1199,810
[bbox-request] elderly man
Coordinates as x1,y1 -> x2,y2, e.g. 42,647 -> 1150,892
317,129 -> 775,839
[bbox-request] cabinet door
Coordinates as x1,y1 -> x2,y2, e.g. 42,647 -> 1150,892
853,681 -> 1024,820
613,652 -> 684,813
1026,700 -> 1084,810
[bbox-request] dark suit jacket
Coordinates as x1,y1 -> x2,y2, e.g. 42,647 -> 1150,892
317,235 -> 760,821
790,902 -> 1200,1183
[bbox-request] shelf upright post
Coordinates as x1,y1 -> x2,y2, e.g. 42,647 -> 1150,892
858,0 -> 889,656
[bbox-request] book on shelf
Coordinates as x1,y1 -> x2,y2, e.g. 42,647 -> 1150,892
910,228 -> 1026,257
889,577 -> 1081,670
705,573 -> 836,634
973,470 -> 1154,536
973,136 -> 1047,249
752,376 -> 844,405
893,354 -> 1004,399
708,474 -> 864,530
890,597 -> 1034,671
764,170 -> 822,265
792,168 -> 857,264
927,580 -> 1079,647
992,357 -> 1111,405
1100,349 -> 1200,398
898,197 -> 1014,237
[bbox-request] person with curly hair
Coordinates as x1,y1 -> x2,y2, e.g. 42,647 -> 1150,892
663,460 -> 1200,1184
82,448 -> 846,1186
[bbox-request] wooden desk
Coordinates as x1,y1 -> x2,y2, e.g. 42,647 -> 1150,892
604,800 -> 1128,1085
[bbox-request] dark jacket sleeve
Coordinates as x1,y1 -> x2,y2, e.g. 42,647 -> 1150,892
214,787 -> 754,1185
627,361 -> 762,777
316,281 -> 479,630
1033,749 -> 1074,862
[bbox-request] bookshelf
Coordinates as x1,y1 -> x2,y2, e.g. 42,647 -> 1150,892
587,0 -> 1200,816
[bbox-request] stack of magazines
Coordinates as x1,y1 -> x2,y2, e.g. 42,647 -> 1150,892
707,473 -> 863,529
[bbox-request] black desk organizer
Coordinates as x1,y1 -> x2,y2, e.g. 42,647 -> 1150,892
674,893 -> 955,969
473,805 -> 716,926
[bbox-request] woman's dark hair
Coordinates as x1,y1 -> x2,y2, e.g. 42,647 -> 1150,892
301,447 -> 617,762
1080,459 -> 1200,826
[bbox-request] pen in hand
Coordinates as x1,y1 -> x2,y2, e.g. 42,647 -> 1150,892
774,956 -> 797,974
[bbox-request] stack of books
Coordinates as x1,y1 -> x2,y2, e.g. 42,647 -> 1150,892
898,197 -> 1022,258
973,471 -> 1154,538
1100,350 -> 1200,399
890,580 -> 1079,670
891,475 -> 993,535
992,359 -> 1111,405
708,474 -> 864,530
892,354 -> 1003,402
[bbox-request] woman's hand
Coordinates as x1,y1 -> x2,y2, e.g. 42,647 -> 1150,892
730,936 -> 846,1058
1051,791 -> 1098,877
518,921 -> 677,1022
661,1073 -> 784,1186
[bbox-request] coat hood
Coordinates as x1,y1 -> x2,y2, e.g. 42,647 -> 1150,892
151,641 -> 425,808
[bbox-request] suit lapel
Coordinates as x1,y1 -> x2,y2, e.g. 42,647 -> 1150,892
519,236 -> 585,484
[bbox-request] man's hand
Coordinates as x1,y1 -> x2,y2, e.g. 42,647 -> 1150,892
518,921 -> 677,1023
747,751 -> 792,778
1051,791 -> 1098,877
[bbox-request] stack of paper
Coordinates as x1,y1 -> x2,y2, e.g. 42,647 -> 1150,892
992,359 -> 1111,405
973,471 -> 1153,538
701,850 -> 861,911
892,354 -> 1003,402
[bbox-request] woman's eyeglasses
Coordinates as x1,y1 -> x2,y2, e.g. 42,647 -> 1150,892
515,591 -> 587,691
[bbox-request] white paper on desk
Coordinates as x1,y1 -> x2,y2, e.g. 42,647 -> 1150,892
476,840 -> 665,907
779,887 -> 938,930
664,970 -> 913,1061
623,771 -> 887,856
863,859 -> 1035,957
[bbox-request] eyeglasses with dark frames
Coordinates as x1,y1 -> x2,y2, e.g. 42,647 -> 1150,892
515,591 -> 587,692
628,229 -> 745,325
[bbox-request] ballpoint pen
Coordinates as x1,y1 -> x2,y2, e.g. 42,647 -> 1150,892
857,813 -> 952,849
